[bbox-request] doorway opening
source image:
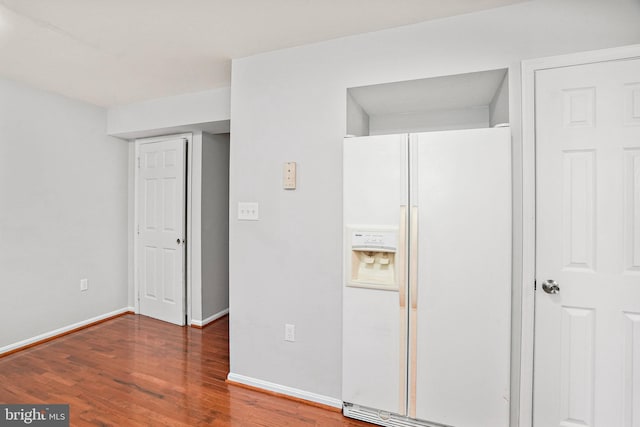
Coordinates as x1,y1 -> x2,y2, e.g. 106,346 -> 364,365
133,132 -> 229,328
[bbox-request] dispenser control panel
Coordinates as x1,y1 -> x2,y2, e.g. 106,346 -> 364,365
346,227 -> 399,290
351,231 -> 397,253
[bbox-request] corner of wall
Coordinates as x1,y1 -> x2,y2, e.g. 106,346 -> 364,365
128,141 -> 136,309
190,132 -> 204,323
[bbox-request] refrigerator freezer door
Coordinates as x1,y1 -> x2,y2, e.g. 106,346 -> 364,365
409,128 -> 511,427
343,134 -> 409,415
343,134 -> 409,223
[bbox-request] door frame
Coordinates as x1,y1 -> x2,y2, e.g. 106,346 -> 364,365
519,43 -> 640,427
133,133 -> 193,324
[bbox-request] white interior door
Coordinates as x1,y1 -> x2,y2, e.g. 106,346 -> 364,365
342,134 -> 408,415
534,58 -> 640,427
410,128 -> 512,427
136,137 -> 187,326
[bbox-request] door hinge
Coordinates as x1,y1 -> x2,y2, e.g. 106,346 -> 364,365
534,280 -> 537,291
137,157 -> 141,168
137,224 -> 140,235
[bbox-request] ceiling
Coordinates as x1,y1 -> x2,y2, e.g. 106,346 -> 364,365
0,0 -> 526,107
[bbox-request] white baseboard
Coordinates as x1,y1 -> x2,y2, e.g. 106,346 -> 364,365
227,372 -> 343,409
0,307 -> 133,355
191,308 -> 229,327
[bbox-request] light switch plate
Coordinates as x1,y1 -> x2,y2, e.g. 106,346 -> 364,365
283,162 -> 296,190
238,202 -> 259,220
285,324 -> 295,342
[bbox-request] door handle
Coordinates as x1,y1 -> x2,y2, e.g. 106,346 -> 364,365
541,279 -> 560,294
177,238 -> 184,245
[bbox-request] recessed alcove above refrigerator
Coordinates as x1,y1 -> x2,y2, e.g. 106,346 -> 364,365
346,68 -> 509,137
342,68 -> 512,427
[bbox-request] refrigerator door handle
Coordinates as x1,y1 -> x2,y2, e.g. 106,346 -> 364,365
398,206 -> 408,308
408,206 -> 419,418
397,205 -> 408,415
409,206 -> 418,310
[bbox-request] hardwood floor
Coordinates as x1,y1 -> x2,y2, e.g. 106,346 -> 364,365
0,314 -> 371,426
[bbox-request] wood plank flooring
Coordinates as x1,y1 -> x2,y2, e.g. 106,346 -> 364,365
0,314 -> 371,426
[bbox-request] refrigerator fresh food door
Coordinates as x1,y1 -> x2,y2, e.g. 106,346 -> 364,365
343,134 -> 409,416
409,128 -> 511,427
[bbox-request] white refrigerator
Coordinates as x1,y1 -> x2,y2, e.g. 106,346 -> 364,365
342,128 -> 512,427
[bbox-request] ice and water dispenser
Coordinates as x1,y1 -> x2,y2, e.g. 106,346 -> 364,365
346,228 -> 398,290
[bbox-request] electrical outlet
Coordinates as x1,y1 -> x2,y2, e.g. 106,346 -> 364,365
238,202 -> 259,221
284,324 -> 295,342
80,278 -> 88,292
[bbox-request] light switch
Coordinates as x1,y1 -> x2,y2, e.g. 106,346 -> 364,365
285,324 -> 295,342
238,202 -> 259,220
283,162 -> 296,190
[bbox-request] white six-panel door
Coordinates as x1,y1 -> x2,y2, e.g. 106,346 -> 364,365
136,138 -> 187,326
534,58 -> 640,427
411,128 -> 512,427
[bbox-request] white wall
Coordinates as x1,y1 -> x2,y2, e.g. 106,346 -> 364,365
201,133 -> 230,319
228,0 -> 640,414
107,87 -> 230,139
190,132 -> 204,323
369,107 -> 490,135
0,77 -> 129,349
346,92 -> 369,137
490,72 -> 510,126
127,142 -> 136,308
